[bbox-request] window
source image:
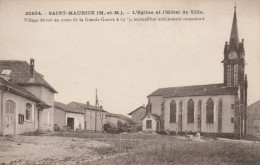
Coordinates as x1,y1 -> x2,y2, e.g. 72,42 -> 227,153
187,99 -> 194,123
6,100 -> 15,114
227,65 -> 231,85
231,117 -> 234,123
170,100 -> 176,123
161,102 -> 165,115
234,64 -> 238,85
206,98 -> 214,123
19,114 -> 24,124
231,65 -> 234,85
146,120 -> 152,129
26,103 -> 32,120
231,104 -> 235,109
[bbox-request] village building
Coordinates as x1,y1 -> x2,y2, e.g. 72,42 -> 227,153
54,101 -> 84,130
0,59 -> 57,135
67,101 -> 106,132
142,113 -> 160,132
143,7 -> 248,138
106,112 -> 133,127
247,100 -> 260,136
128,105 -> 146,126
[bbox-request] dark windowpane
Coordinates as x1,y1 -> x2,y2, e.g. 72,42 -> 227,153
187,99 -> 194,123
206,98 -> 214,123
146,120 -> 152,129
170,100 -> 176,123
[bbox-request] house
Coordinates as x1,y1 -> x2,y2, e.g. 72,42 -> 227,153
106,113 -> 134,126
0,59 -> 57,135
247,100 -> 260,136
67,101 -> 106,132
54,101 -> 85,130
142,114 -> 160,132
145,7 -> 248,138
128,105 -> 146,126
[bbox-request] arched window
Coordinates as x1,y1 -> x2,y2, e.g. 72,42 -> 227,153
170,100 -> 176,123
26,103 -> 32,121
187,99 -> 194,123
197,100 -> 202,131
206,98 -> 214,123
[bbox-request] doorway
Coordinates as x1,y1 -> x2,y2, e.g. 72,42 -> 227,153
5,100 -> 16,135
67,118 -> 74,130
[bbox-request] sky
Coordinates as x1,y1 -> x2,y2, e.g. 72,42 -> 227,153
0,0 -> 259,116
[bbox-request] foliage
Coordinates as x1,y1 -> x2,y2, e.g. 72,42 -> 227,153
116,121 -> 136,133
104,122 -> 117,133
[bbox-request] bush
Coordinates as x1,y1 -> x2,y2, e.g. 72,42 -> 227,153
116,121 -> 136,133
104,122 -> 117,133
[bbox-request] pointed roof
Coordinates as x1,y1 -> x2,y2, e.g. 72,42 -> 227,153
229,6 -> 239,51
0,60 -> 57,93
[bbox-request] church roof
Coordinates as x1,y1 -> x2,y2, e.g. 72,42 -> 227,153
148,83 -> 238,98
229,6 -> 239,51
0,60 -> 57,93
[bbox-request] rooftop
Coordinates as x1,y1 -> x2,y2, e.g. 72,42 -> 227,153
0,60 -> 57,93
54,101 -> 85,114
148,83 -> 238,98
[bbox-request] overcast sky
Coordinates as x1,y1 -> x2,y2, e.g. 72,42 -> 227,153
0,0 -> 259,116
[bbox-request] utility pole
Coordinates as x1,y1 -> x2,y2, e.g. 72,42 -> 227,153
95,89 -> 97,132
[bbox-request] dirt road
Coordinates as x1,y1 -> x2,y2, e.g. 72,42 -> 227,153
0,135 -> 110,164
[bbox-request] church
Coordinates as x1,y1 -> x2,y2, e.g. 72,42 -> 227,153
143,7 -> 248,138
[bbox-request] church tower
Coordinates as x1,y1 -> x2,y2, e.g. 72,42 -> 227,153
222,6 -> 248,137
222,6 -> 245,87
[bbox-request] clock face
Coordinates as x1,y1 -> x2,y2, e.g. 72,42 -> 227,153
229,51 -> 237,59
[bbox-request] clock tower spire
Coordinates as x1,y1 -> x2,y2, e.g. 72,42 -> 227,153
222,6 -> 245,86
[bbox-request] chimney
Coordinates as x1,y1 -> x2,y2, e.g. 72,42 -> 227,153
29,58 -> 35,82
86,101 -> 89,106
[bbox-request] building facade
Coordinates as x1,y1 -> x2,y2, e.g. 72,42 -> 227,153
146,7 -> 247,138
128,105 -> 146,126
67,101 -> 106,132
0,59 -> 57,135
54,101 -> 85,131
247,100 -> 260,136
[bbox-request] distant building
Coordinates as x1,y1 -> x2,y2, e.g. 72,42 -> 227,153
54,101 -> 84,130
0,59 -> 57,135
67,101 -> 106,132
145,7 -> 248,138
247,100 -> 260,136
128,105 -> 146,126
142,114 -> 160,132
106,113 -> 134,126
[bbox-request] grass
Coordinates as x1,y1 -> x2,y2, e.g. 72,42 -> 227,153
51,132 -> 260,164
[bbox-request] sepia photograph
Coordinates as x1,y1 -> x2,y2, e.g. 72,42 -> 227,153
0,0 -> 260,164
